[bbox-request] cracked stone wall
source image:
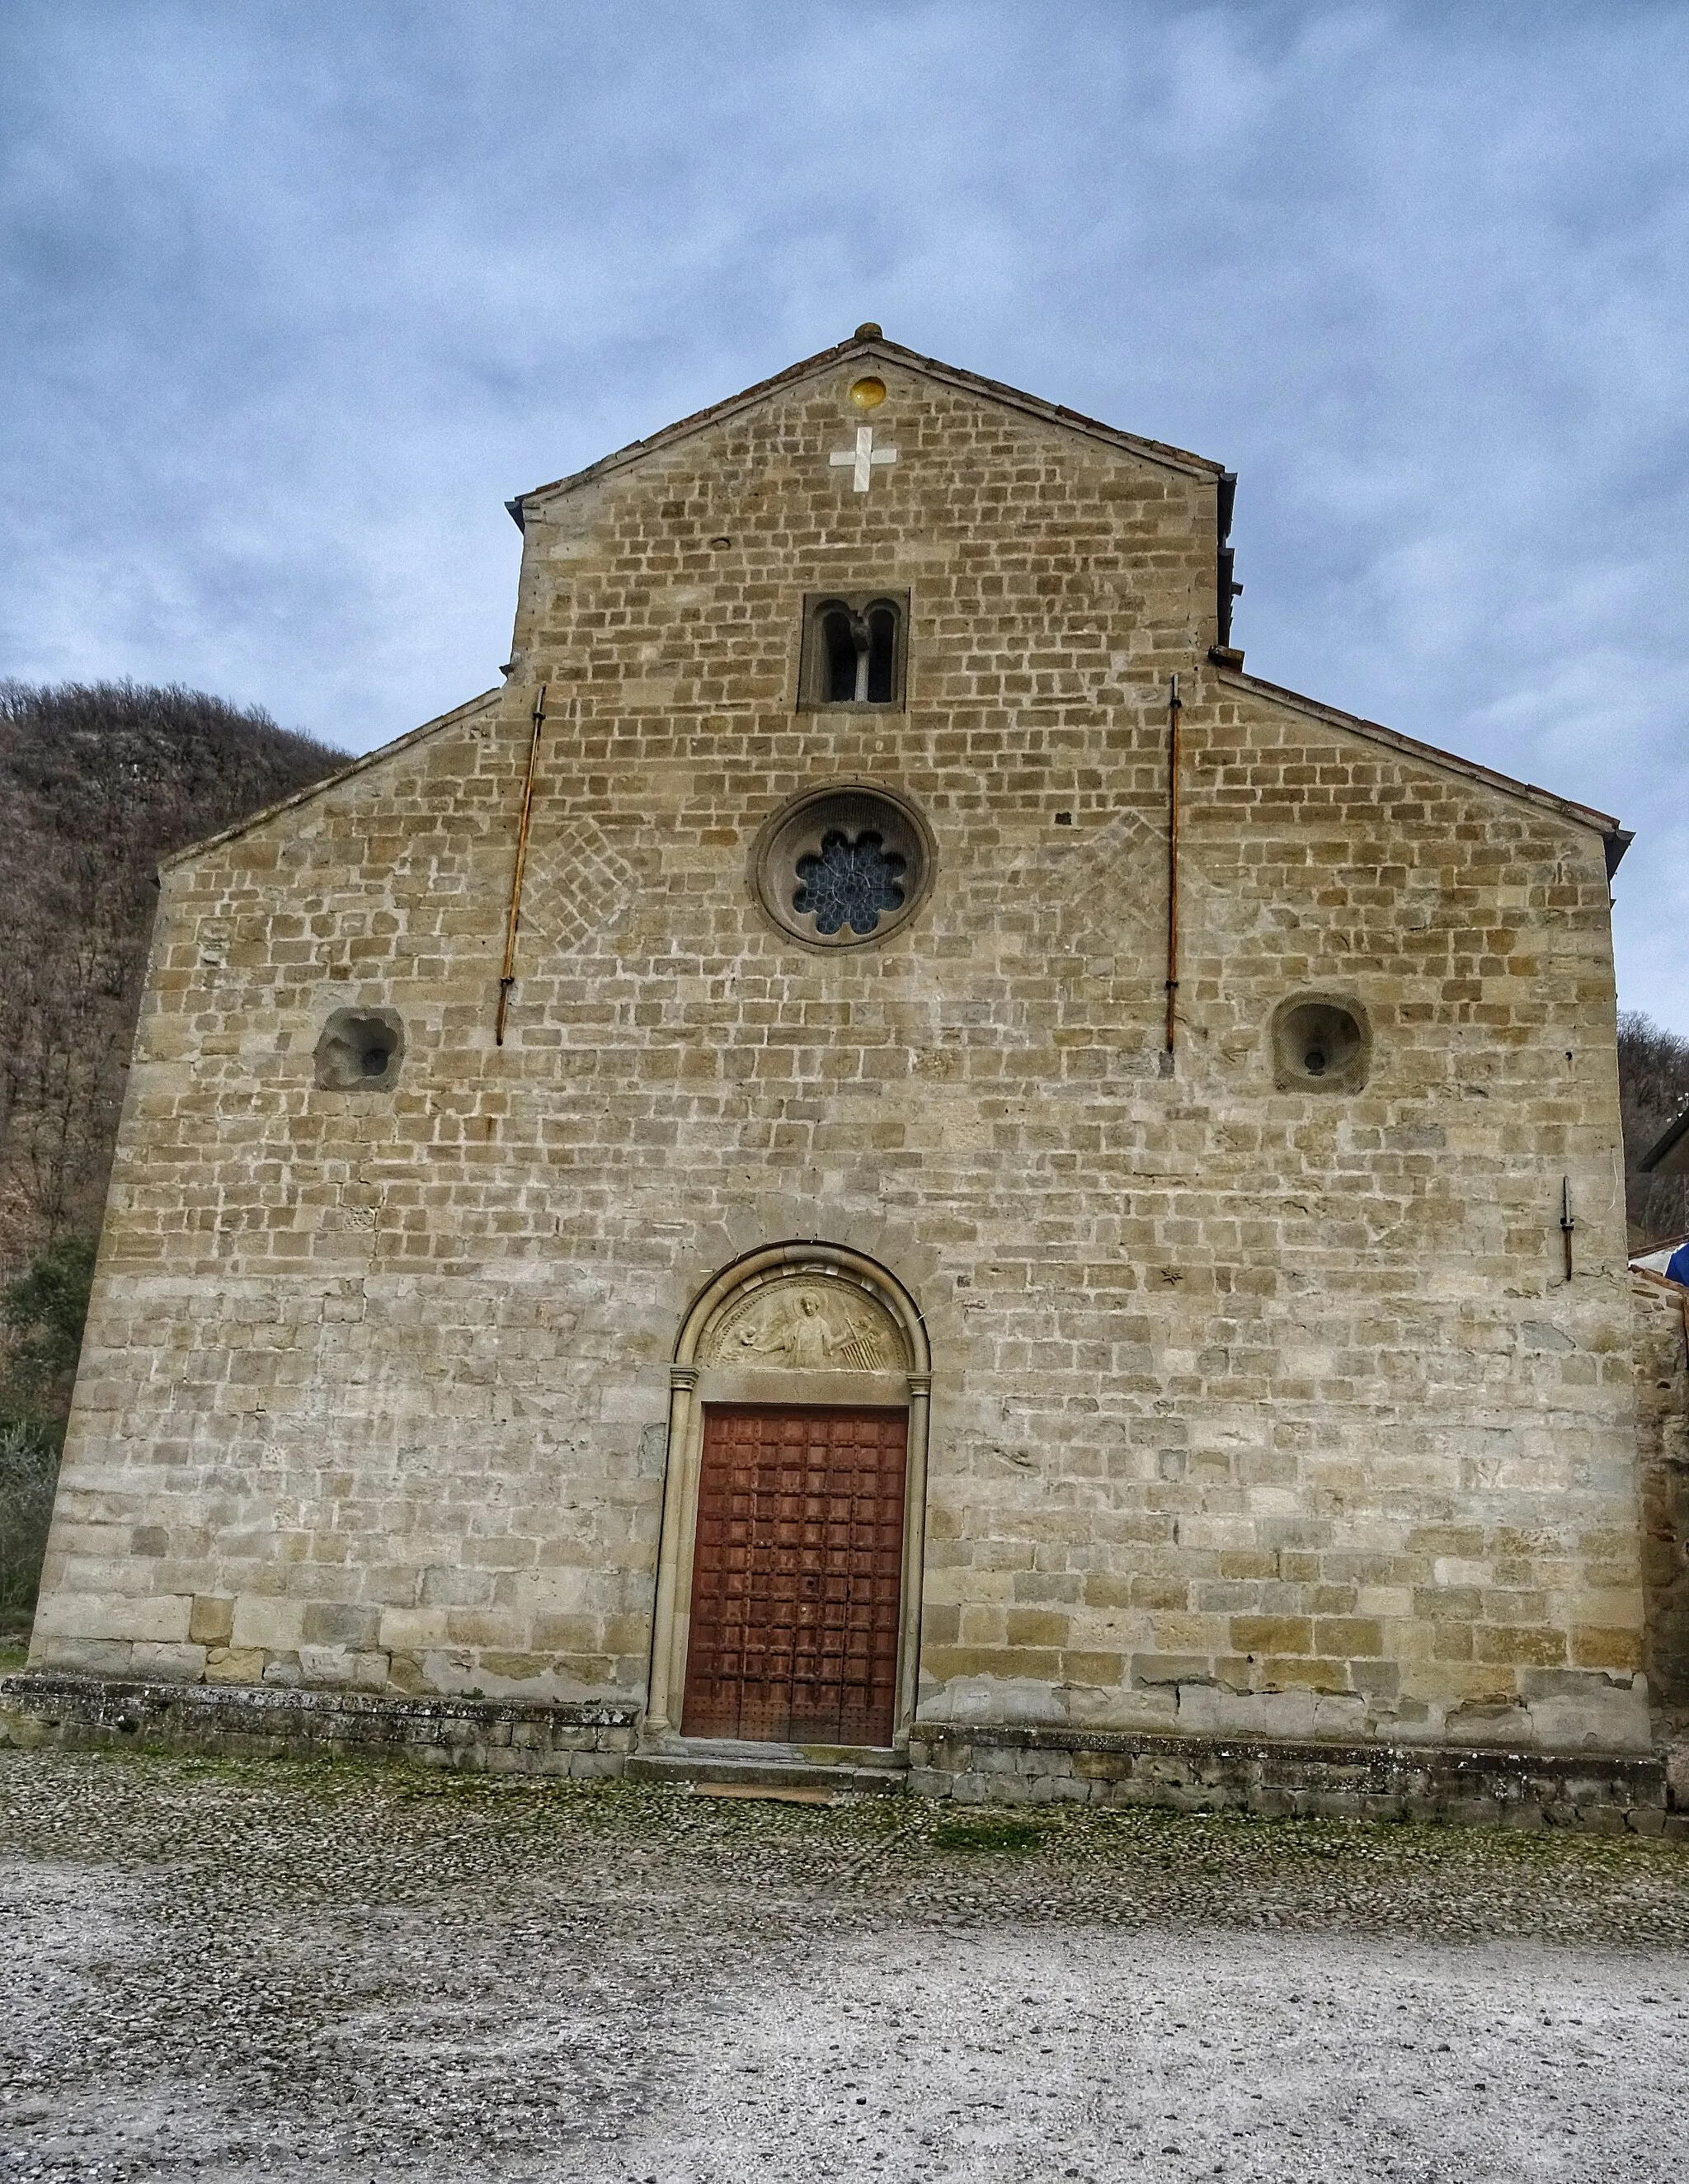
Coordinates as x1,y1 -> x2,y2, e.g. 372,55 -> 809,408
28,345 -> 1649,1752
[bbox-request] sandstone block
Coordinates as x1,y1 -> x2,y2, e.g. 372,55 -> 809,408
188,1596 -> 235,1645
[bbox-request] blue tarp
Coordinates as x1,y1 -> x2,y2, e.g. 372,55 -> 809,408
1666,1241 -> 1689,1287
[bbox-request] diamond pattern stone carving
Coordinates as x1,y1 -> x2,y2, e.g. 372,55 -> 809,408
518,814 -> 638,957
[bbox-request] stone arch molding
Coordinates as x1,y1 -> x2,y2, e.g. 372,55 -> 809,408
676,1242 -> 929,1374
647,1243 -> 933,1748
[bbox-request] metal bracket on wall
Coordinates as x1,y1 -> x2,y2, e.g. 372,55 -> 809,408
495,682 -> 548,1047
1164,673 -> 1182,1058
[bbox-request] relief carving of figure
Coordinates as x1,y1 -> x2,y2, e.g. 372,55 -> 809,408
739,1291 -> 836,1367
705,1280 -> 901,1369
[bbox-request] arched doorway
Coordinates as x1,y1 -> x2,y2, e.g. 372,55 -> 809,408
645,1244 -> 932,1751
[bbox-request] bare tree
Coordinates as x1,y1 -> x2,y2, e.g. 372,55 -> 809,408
1617,1011 -> 1689,1245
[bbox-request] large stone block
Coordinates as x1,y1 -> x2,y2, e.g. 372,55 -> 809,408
33,1592 -> 191,1644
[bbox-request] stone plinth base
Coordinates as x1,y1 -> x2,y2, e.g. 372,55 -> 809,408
2,1674 -> 1681,1832
907,1722 -> 1680,1835
0,1672 -> 638,1777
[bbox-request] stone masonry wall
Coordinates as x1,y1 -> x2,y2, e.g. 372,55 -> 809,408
1634,1271 -> 1689,1728
31,339 -> 1645,1752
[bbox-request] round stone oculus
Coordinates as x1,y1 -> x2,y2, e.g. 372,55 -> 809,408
752,784 -> 935,950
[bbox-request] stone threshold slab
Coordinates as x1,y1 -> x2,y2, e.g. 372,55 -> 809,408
627,1747 -> 906,1798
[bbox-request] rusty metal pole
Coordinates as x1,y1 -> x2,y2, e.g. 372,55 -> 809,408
495,682 -> 547,1047
1560,1176 -> 1575,1283
1165,672 -> 1182,1057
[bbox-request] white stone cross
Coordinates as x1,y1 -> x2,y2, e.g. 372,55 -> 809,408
830,425 -> 898,492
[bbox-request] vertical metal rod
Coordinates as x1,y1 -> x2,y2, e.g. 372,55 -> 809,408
1560,1176 -> 1575,1283
495,683 -> 547,1047
1165,672 -> 1182,1056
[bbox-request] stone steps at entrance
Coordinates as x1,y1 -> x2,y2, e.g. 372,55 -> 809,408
627,1737 -> 906,1799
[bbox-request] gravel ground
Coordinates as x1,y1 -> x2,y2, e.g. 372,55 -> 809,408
1,1749 -> 1687,2183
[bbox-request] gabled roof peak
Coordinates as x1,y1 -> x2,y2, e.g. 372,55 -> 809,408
507,330 -> 1225,525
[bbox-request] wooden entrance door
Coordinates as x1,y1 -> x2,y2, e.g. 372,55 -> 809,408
682,1405 -> 908,1747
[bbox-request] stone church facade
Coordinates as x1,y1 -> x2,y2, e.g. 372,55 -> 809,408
16,328 -> 1687,1818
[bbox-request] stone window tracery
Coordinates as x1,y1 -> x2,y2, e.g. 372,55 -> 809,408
793,828 -> 907,936
797,591 -> 909,711
752,784 -> 935,951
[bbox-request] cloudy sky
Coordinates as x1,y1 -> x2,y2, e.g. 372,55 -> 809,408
3,2 -> 1686,1023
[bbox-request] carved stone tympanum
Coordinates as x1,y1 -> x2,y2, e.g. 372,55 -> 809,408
699,1276 -> 907,1371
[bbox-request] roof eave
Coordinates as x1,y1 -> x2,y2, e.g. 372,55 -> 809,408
1212,661 -> 1627,852
1640,1106 -> 1689,1177
158,688 -> 504,874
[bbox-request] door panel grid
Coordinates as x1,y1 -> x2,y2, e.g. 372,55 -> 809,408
682,1405 -> 908,1746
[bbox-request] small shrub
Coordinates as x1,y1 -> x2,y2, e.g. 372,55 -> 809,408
0,1417 -> 59,1617
930,1814 -> 1049,1854
2,1232 -> 96,1395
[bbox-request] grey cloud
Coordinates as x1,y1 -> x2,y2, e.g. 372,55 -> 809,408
2,0 -> 1686,1016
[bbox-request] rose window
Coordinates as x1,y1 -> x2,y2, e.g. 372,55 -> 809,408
793,829 -> 907,936
753,784 -> 935,950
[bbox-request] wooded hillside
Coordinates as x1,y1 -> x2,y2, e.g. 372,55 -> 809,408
0,680 -> 345,1287
1618,1011 -> 1689,1245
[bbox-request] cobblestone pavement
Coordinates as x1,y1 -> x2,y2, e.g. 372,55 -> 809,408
1,1751 -> 1687,2183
